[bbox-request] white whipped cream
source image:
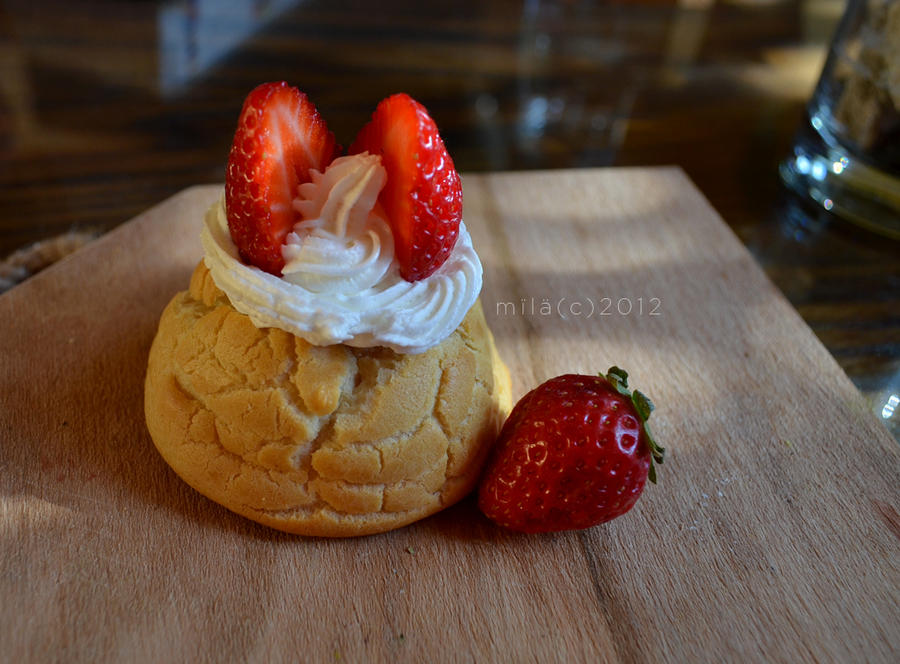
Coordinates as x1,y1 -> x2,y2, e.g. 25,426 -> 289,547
201,153 -> 482,354
282,154 -> 395,295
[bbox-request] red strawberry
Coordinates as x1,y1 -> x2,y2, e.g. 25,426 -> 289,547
478,367 -> 665,533
349,94 -> 462,281
225,82 -> 338,274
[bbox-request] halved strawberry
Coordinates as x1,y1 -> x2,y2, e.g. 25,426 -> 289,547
349,94 -> 462,281
225,82 -> 338,274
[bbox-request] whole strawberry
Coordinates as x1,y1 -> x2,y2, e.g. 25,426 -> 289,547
478,367 -> 664,533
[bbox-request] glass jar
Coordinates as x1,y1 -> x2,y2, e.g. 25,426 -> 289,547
780,0 -> 900,238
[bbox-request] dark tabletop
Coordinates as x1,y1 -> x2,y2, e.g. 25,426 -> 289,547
1,0 -> 897,439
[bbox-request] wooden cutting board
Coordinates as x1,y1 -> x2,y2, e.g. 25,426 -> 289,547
2,168 -> 898,663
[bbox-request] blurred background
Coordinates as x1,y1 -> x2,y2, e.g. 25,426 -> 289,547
0,0 -> 897,437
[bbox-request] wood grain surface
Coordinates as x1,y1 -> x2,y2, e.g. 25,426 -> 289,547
1,169 -> 898,663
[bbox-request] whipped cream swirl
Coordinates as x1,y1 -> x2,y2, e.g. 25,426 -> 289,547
201,153 -> 482,354
282,154 -> 394,294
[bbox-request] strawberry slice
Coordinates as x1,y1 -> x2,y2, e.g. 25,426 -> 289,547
225,82 -> 338,274
349,94 -> 462,281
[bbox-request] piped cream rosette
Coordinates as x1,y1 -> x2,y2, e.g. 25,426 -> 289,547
201,153 -> 482,354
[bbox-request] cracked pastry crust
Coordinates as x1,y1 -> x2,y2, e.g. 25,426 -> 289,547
144,262 -> 512,537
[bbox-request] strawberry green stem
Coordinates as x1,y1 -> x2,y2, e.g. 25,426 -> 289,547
605,366 -> 665,484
